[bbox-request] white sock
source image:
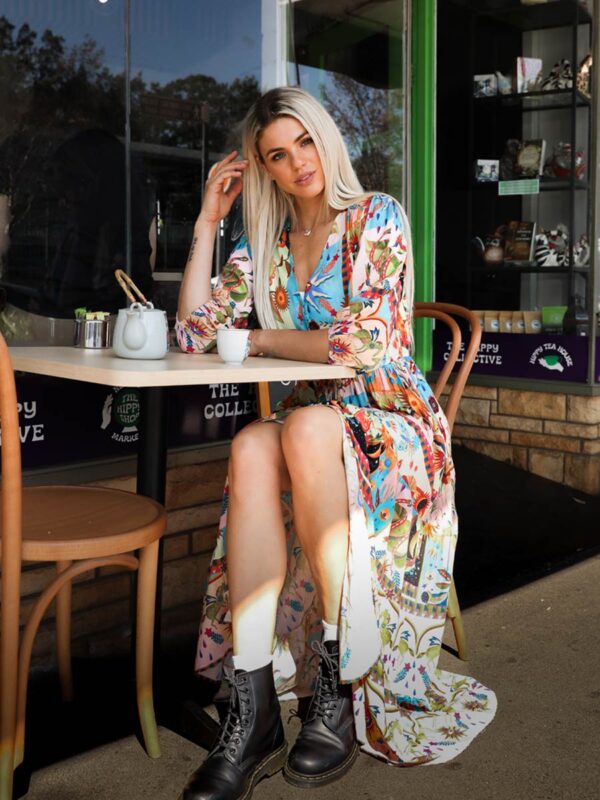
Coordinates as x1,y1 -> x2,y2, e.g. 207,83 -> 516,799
232,653 -> 272,673
322,620 -> 339,642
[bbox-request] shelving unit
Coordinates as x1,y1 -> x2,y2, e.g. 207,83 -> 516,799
435,0 -> 597,385
474,86 -> 590,110
463,0 -> 592,312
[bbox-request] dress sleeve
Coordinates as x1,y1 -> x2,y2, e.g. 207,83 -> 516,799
327,196 -> 409,371
175,235 -> 254,353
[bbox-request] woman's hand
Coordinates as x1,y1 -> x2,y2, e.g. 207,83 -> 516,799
197,151 -> 248,226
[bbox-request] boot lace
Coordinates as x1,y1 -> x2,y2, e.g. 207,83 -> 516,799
212,671 -> 252,758
302,641 -> 340,724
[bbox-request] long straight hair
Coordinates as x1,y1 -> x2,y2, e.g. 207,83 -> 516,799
241,87 -> 414,337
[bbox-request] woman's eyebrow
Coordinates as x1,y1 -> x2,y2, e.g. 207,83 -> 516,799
265,130 -> 309,157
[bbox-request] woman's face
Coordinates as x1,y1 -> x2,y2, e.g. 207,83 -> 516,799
257,116 -> 325,200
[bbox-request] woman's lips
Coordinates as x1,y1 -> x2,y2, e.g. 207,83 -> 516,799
295,171 -> 315,186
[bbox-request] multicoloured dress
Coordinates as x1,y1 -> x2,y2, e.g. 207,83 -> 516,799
176,194 -> 496,765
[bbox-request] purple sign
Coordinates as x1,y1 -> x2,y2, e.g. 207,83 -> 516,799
7,375 -> 261,471
432,329 -> 590,382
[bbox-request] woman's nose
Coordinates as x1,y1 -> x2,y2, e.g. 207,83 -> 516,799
290,149 -> 306,169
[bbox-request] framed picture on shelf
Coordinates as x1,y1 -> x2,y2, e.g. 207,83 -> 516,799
475,159 -> 500,182
473,73 -> 497,97
514,139 -> 546,177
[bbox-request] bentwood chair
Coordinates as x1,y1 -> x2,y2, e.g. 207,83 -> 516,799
412,302 -> 482,660
255,302 -> 481,663
0,333 -> 167,800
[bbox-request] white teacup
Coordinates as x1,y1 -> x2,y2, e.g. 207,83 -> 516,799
216,328 -> 251,364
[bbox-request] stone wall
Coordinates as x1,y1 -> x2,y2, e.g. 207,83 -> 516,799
23,457 -> 227,670
449,385 -> 600,496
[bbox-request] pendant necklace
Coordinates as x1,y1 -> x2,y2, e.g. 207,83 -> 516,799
298,212 -> 319,237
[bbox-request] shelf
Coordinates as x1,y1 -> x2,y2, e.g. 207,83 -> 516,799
457,1 -> 592,31
473,178 -> 589,191
474,88 -> 591,111
471,264 -> 590,274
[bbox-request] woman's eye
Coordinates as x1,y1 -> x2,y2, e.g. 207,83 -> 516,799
301,137 -> 313,146
272,152 -> 284,162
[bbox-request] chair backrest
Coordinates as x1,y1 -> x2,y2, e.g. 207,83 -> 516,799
0,332 -> 22,779
413,302 -> 482,432
254,303 -> 482,426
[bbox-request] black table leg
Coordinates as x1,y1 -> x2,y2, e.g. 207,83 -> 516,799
136,386 -> 168,504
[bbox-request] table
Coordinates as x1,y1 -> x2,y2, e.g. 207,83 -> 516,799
8,346 -> 354,639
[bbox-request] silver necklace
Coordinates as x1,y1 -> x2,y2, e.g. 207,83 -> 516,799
298,214 -> 319,237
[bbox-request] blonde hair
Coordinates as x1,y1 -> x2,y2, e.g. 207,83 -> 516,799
241,86 -> 413,336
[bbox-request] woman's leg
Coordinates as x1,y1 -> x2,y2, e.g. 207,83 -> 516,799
280,406 -> 348,625
182,422 -> 291,800
227,421 -> 291,657
280,405 -> 358,787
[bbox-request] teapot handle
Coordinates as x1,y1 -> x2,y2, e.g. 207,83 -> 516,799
115,268 -> 149,306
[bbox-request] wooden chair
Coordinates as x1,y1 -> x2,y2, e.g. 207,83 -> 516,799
413,302 -> 482,661
254,301 -> 481,663
0,333 -> 167,800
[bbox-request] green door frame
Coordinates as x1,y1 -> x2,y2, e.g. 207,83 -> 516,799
410,0 -> 435,372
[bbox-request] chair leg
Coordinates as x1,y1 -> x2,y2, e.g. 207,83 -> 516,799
1,536 -> 20,800
447,579 -> 468,661
0,634 -> 16,800
55,560 -> 74,702
256,382 -> 271,417
136,540 -> 161,759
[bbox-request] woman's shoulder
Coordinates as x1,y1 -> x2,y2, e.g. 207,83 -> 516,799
346,193 -> 404,232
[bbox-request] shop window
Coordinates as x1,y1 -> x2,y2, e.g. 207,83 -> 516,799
129,0 -> 262,312
287,0 -> 407,203
0,0 -> 128,334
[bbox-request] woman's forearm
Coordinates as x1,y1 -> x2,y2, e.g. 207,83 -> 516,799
177,217 -> 218,319
251,328 -> 330,363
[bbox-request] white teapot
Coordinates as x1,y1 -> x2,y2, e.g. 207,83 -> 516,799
112,270 -> 169,360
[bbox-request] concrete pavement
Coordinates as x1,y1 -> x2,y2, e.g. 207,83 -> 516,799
24,553 -> 600,800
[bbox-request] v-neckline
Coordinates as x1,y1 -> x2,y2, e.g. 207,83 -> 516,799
287,208 -> 346,294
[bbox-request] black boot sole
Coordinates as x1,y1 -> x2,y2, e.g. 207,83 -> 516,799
179,741 -> 288,800
245,740 -> 289,797
282,741 -> 359,788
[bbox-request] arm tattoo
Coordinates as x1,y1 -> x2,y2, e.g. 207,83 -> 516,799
187,236 -> 198,264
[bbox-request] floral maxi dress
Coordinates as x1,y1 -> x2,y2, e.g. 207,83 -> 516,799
176,194 -> 497,765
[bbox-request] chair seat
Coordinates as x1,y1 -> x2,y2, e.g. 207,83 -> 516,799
0,486 -> 166,561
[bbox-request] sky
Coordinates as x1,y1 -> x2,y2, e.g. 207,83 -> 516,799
0,0 -> 262,86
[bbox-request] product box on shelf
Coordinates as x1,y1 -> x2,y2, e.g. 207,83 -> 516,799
515,57 -> 543,93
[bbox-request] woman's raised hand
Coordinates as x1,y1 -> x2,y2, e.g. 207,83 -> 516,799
197,151 -> 248,226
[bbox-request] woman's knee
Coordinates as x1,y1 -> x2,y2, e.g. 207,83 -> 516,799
281,406 -> 342,466
228,423 -> 287,487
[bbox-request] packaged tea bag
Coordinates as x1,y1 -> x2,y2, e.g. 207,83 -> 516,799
472,310 -> 485,329
484,310 -> 500,333
512,310 -> 525,333
523,310 -> 542,334
499,311 -> 513,333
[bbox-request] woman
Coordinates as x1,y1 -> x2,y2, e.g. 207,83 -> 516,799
176,87 -> 496,800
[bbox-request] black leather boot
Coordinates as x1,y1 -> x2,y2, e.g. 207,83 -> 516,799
181,662 -> 287,800
284,640 -> 358,787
